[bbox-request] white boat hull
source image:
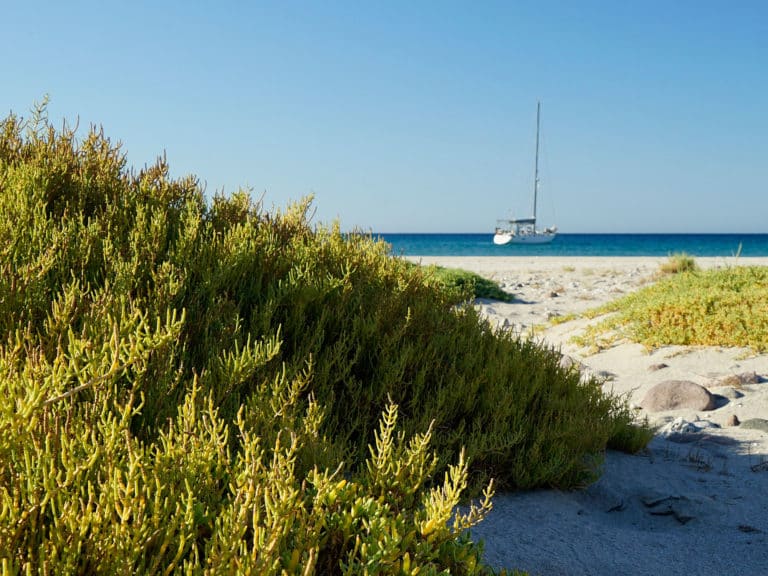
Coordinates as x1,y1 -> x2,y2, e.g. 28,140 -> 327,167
494,231 -> 556,245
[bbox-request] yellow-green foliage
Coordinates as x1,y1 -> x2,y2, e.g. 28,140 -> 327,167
576,266 -> 768,351
0,104 -> 645,572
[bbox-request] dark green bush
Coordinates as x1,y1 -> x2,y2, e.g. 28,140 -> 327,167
419,265 -> 514,302
0,104 -> 646,573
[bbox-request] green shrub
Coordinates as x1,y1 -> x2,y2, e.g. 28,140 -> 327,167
0,104 -> 646,572
420,265 -> 514,302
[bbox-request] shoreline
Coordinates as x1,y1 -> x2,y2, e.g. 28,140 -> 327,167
407,255 -> 768,575
404,254 -> 768,268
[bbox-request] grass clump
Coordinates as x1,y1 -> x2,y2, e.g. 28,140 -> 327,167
575,265 -> 768,352
0,103 -> 645,573
658,252 -> 698,275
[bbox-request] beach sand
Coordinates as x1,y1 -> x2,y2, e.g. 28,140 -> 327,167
407,256 -> 768,575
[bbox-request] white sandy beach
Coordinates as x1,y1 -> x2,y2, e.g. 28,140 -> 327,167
407,256 -> 768,576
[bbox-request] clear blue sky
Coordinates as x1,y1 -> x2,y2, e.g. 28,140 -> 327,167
3,0 -> 766,233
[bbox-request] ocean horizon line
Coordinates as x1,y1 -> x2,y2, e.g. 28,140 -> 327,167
371,232 -> 768,258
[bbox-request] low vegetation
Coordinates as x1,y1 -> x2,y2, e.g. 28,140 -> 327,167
657,252 -> 698,275
421,265 -> 514,302
575,257 -> 768,352
0,103 -> 649,573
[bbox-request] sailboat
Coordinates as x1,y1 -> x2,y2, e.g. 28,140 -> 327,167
493,102 -> 557,245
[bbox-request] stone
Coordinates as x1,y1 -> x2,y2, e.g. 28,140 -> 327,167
725,414 -> 740,427
640,380 -> 715,412
740,418 -> 768,433
659,417 -> 700,435
658,417 -> 720,437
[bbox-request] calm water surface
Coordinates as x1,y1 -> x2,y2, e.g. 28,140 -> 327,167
374,233 -> 768,257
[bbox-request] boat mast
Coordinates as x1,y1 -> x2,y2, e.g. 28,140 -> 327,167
533,101 -> 541,223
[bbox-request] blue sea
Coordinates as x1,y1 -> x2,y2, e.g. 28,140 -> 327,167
375,233 -> 768,257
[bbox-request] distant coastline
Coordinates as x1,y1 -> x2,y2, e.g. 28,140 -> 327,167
374,233 -> 768,258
